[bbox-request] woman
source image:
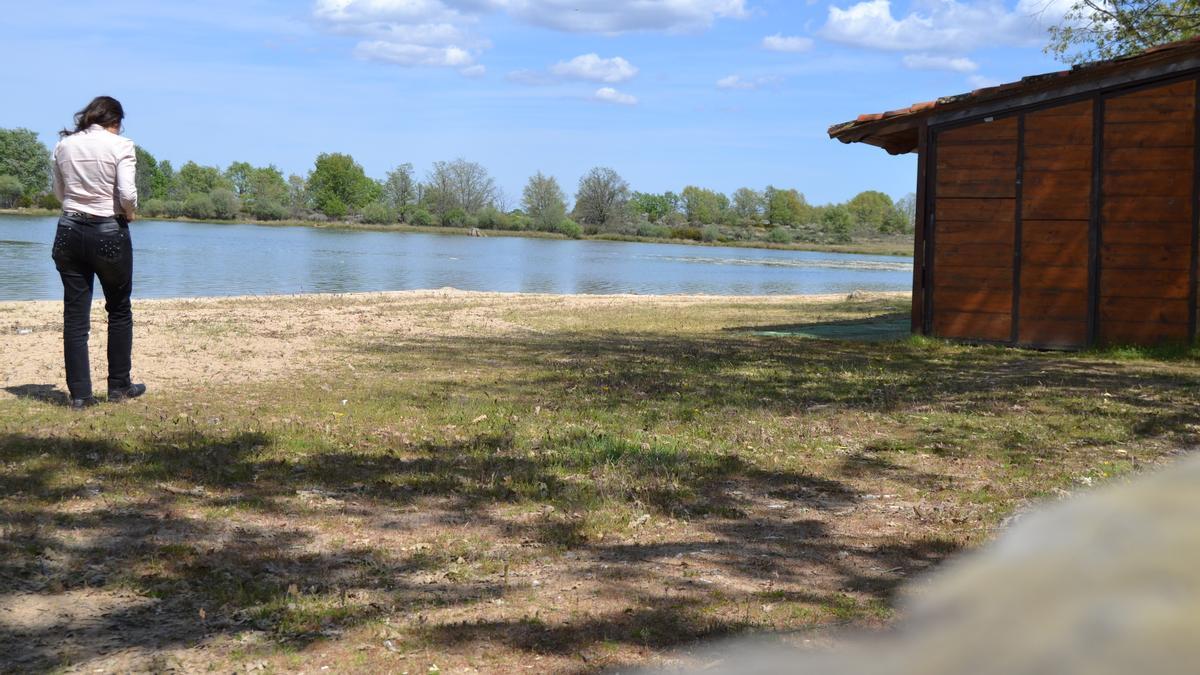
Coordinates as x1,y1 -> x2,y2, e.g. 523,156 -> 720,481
51,96 -> 146,409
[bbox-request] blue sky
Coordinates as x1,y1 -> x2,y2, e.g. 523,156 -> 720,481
2,0 -> 1074,205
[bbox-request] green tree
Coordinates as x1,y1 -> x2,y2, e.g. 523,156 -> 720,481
521,171 -> 568,231
732,187 -> 764,224
847,190 -> 895,233
1048,0 -> 1200,64
224,161 -> 254,196
681,186 -> 730,225
243,165 -> 289,216
134,146 -> 160,204
573,167 -> 631,228
895,192 -> 917,233
361,201 -> 397,224
765,186 -> 809,226
629,191 -> 676,223
307,153 -> 378,216
287,174 -> 307,212
822,204 -> 853,242
177,161 -> 232,195
0,175 -> 23,207
0,128 -> 51,197
381,163 -> 417,213
156,160 -> 177,200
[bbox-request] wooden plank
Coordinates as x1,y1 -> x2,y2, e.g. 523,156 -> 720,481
1026,100 -> 1093,118
1100,269 -> 1192,298
933,265 -> 1016,290
937,143 -> 1017,170
1024,117 -> 1092,146
1023,188 -> 1091,220
1103,169 -> 1193,197
933,288 -> 1013,314
1103,146 -> 1194,171
935,243 -> 1016,268
1110,79 -> 1195,100
933,311 -> 1012,342
1018,318 -> 1088,347
1021,264 -> 1089,291
936,198 -> 1016,223
1021,220 -> 1088,245
1019,289 -> 1089,320
936,178 -> 1016,199
939,118 -> 1018,144
1102,195 -> 1192,222
1101,243 -> 1191,270
1102,221 -> 1192,245
1103,121 -> 1194,148
1100,297 -> 1189,324
1022,170 -> 1093,192
1101,320 -> 1189,345
935,219 -> 1015,245
1023,239 -> 1088,266
1024,144 -> 1091,171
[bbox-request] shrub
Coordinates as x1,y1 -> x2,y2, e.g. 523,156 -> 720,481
670,226 -> 704,241
475,206 -> 508,230
767,227 -> 793,244
249,199 -> 288,221
701,224 -> 721,242
321,196 -> 348,220
361,202 -> 396,224
37,193 -> 61,210
0,175 -> 23,208
209,188 -> 240,219
409,208 -> 433,227
164,200 -> 186,218
182,193 -> 216,219
443,207 -> 468,227
555,219 -> 583,238
141,199 -> 168,217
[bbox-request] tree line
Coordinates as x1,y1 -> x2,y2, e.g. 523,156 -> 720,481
1,127 -> 914,244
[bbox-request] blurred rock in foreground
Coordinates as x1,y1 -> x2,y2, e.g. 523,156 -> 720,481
651,456 -> 1200,675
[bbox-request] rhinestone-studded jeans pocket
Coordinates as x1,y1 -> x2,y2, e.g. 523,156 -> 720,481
96,230 -> 127,261
51,226 -> 72,261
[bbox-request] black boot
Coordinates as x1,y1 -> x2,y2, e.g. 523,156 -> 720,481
107,383 -> 147,402
71,396 -> 99,410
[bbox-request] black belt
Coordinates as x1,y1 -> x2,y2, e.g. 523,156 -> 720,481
63,210 -> 108,220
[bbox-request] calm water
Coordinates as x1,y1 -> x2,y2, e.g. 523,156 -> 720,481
0,216 -> 912,301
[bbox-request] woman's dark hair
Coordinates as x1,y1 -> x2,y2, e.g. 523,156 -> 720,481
60,96 -> 125,137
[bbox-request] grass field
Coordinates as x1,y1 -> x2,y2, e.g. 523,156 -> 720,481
1,291 -> 1196,672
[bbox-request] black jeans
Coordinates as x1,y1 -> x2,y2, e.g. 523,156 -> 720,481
51,213 -> 134,399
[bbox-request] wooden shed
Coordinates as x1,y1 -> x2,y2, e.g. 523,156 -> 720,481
830,38 -> 1200,348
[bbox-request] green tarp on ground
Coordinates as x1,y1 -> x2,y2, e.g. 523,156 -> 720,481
751,314 -> 910,342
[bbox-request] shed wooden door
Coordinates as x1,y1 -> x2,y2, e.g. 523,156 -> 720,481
1099,80 -> 1196,345
931,117 -> 1017,341
1018,101 -> 1093,347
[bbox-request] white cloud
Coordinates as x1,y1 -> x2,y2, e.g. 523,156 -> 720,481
354,41 -> 475,67
762,34 -> 814,52
902,53 -> 979,73
460,64 -> 487,77
967,73 -> 1002,88
313,0 -> 748,75
503,0 -> 748,34
506,68 -> 556,85
716,74 -> 782,90
550,54 -> 638,83
592,87 -> 638,105
821,0 -> 1071,53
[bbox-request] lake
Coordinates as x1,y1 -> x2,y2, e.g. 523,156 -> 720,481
0,216 -> 912,301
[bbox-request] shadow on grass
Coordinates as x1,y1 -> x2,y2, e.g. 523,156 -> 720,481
4,383 -> 68,406
0,421 -> 954,671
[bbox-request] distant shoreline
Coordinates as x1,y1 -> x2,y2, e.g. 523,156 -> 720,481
0,208 -> 914,257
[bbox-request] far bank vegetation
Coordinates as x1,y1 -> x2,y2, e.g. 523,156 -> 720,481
1,127 -> 914,247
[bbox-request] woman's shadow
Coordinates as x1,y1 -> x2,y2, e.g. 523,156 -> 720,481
4,384 -> 70,406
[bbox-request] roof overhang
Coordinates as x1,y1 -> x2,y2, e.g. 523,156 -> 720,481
829,38 -> 1200,155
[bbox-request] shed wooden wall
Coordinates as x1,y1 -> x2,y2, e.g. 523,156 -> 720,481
922,75 -> 1199,348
